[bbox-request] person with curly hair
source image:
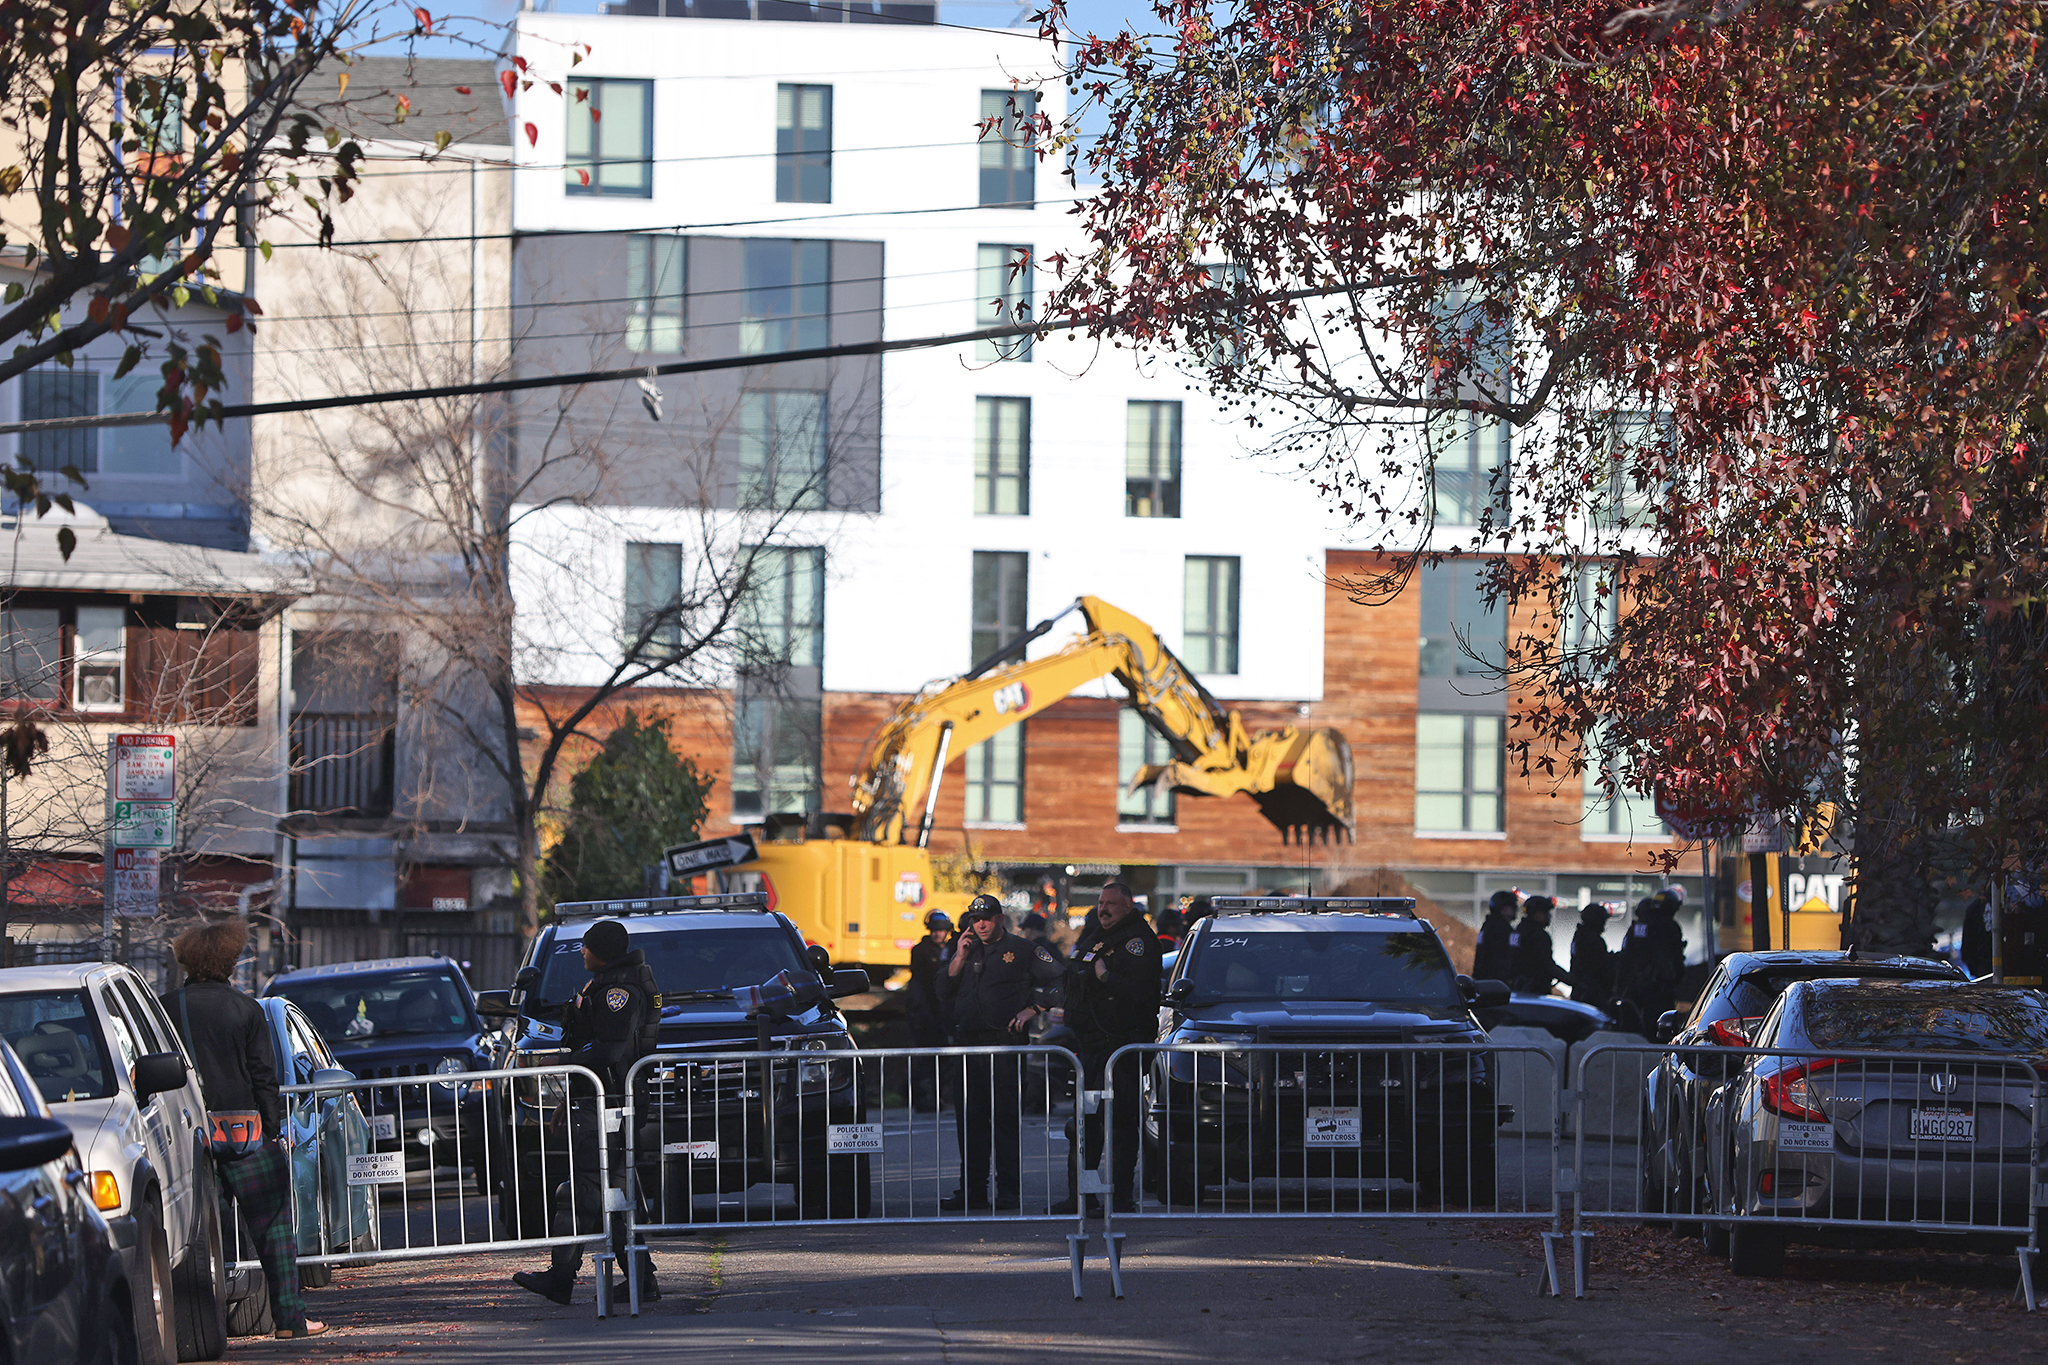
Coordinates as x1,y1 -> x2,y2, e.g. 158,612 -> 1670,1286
163,917 -> 328,1340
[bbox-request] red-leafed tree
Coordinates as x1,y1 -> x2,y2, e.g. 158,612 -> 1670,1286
1036,0 -> 2048,950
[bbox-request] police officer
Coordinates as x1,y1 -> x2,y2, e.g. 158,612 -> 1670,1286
936,895 -> 1062,1210
1507,895 -> 1570,995
1473,889 -> 1518,982
1614,895 -> 1686,1034
907,910 -> 954,1110
513,919 -> 661,1305
1571,902 -> 1617,1009
1054,879 -> 1160,1215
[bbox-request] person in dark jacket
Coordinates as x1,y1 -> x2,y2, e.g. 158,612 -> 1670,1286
1614,896 -> 1687,1033
514,919 -> 660,1305
164,918 -> 327,1340
936,895 -> 1063,1210
1570,903 -> 1617,1009
907,911 -> 954,1110
1054,880 -> 1160,1214
1507,896 -> 1570,995
1960,896 -> 1993,977
1473,889 -> 1519,982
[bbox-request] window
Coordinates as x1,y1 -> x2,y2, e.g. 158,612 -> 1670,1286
72,605 -> 126,711
623,542 -> 684,660
21,369 -> 98,474
975,244 -> 1033,362
1594,410 -> 1673,529
1418,559 -> 1504,678
565,77 -> 653,197
776,84 -> 832,204
978,89 -> 1036,208
970,550 -> 1028,666
738,390 -> 827,510
1426,287 -> 1512,526
626,236 -> 685,354
0,607 -> 61,701
1117,708 -> 1175,825
1582,722 -> 1666,838
964,725 -> 1024,824
1415,712 -> 1504,832
737,545 -> 825,670
128,75 -> 184,157
1125,401 -> 1182,518
1560,565 -> 1619,653
1200,262 -> 1249,366
1183,556 -> 1239,675
973,397 -> 1030,514
742,239 -> 830,355
733,546 -> 826,819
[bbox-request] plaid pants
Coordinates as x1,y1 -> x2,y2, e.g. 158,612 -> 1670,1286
216,1140 -> 305,1333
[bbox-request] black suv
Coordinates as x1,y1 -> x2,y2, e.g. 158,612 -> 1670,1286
1148,897 -> 1511,1207
265,954 -> 493,1171
479,893 -> 871,1231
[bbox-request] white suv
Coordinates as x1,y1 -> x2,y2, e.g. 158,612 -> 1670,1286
0,962 -> 228,1362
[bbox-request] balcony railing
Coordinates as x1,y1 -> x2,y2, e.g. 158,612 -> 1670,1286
289,714 -> 395,818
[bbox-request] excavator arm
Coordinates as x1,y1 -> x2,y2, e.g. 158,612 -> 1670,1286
848,595 -> 1353,845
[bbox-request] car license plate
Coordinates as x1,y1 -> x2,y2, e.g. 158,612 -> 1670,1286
1909,1107 -> 1975,1142
1305,1106 -> 1361,1147
662,1140 -> 720,1161
367,1114 -> 397,1143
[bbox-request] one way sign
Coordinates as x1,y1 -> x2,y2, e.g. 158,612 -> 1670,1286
665,832 -> 760,877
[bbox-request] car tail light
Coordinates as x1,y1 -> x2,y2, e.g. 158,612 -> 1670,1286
1762,1057 -> 1843,1123
89,1170 -> 121,1210
1706,1017 -> 1764,1048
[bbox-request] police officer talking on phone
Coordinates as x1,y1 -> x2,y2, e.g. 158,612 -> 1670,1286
936,895 -> 1062,1210
1054,879 -> 1160,1214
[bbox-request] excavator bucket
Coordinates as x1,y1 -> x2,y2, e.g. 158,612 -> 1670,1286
1249,726 -> 1355,843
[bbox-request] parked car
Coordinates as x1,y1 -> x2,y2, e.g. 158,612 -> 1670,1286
0,1034 -> 140,1365
263,956 -> 492,1174
1637,949 -> 1964,1224
481,893 -> 870,1232
1703,977 -> 2048,1275
220,997 -> 375,1337
1476,992 -> 1615,1045
0,963 -> 226,1363
1147,897 -> 1512,1207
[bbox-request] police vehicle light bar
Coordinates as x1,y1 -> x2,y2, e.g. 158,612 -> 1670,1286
553,892 -> 771,919
1210,896 -> 1418,915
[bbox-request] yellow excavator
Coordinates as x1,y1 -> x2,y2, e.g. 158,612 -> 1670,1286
670,595 -> 1353,973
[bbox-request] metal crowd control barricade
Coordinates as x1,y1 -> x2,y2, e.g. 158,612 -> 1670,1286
1098,1040 -> 1568,1297
222,1064 -> 624,1318
621,1044 -> 1090,1309
1572,1043 -> 2044,1307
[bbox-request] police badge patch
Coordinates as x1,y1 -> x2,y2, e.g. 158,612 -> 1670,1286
605,986 -> 630,1011
1126,937 -> 1144,954
1002,951 -> 1016,963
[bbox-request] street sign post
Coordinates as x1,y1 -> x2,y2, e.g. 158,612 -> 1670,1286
104,735 -> 176,956
665,831 -> 760,880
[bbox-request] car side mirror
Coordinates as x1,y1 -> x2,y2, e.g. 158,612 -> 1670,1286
806,944 -> 833,975
513,965 -> 542,991
827,968 -> 869,999
0,1115 -> 73,1172
132,1051 -> 188,1102
474,990 -> 517,1019
309,1067 -> 356,1088
1461,976 -> 1511,1008
1652,1010 -> 1683,1045
1167,980 -> 1193,1002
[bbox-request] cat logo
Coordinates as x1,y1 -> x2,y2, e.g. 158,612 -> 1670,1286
892,873 -> 926,908
992,682 -> 1031,715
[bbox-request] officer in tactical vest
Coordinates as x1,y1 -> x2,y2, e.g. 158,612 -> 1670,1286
1507,896 -> 1571,995
514,919 -> 661,1305
937,895 -> 1063,1210
1054,879 -> 1160,1214
1473,889 -> 1518,982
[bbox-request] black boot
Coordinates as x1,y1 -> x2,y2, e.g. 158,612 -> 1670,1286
513,1270 -> 575,1306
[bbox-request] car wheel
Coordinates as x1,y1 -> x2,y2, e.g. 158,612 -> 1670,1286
133,1200 -> 176,1365
171,1174 -> 227,1362
1637,1109 -> 1670,1224
98,1284 -> 142,1365
1727,1223 -> 1785,1276
224,1269 -> 274,1338
1701,1219 -> 1730,1257
299,1261 -> 333,1290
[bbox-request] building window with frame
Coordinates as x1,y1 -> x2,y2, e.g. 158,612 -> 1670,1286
0,607 -> 62,702
1418,559 -> 1505,679
964,725 -> 1024,825
973,396 -> 1029,514
1593,410 -> 1673,530
976,244 -> 1033,362
626,235 -> 685,354
1117,708 -> 1175,825
622,542 -> 684,661
20,370 -> 99,474
1426,287 -> 1512,526
738,390 -> 827,510
978,89 -> 1036,208
741,239 -> 830,355
1559,564 -> 1620,654
733,546 -> 826,819
565,77 -> 653,197
1183,555 -> 1239,675
1125,400 -> 1182,518
1415,712 -> 1505,833
1200,262 -> 1248,366
1582,722 -> 1666,839
776,84 -> 832,204
72,606 -> 126,712
970,550 -> 1028,666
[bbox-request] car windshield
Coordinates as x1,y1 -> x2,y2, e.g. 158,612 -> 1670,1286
1182,929 -> 1460,1007
0,989 -> 116,1103
535,925 -> 809,1006
1799,984 -> 2048,1055
270,970 -> 475,1044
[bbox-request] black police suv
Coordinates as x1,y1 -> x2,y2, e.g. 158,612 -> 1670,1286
1147,897 -> 1512,1208
479,894 -> 872,1232
265,955 -> 495,1173
0,1036 -> 139,1365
